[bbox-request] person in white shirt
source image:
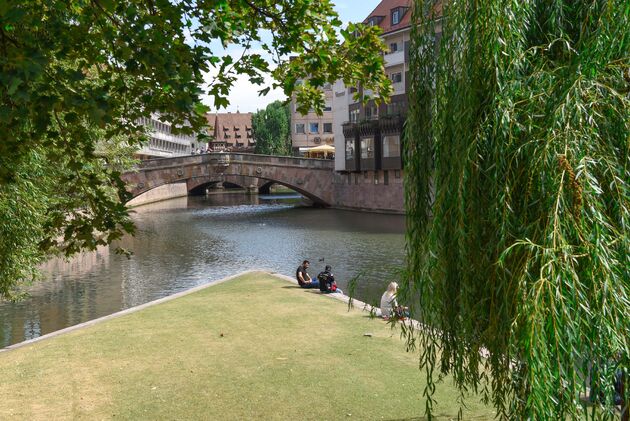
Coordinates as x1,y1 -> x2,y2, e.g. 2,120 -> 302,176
380,282 -> 400,319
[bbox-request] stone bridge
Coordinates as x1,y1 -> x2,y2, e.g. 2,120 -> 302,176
122,153 -> 335,206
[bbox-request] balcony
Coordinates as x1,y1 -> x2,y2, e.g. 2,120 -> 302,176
342,122 -> 357,138
384,50 -> 404,68
379,115 -> 405,135
358,120 -> 379,137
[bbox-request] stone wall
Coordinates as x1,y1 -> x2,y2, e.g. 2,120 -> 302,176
331,170 -> 404,214
126,182 -> 188,207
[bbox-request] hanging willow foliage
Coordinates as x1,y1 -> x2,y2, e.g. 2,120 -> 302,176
403,0 -> 629,419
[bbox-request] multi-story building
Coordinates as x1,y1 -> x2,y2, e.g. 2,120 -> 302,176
290,83 -> 334,156
333,0 -> 412,175
207,112 -> 255,152
327,0 -> 419,212
135,114 -> 197,159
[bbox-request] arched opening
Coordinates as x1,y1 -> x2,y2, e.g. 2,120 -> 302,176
221,181 -> 247,190
188,180 -> 250,196
259,181 -> 300,196
188,183 -> 212,196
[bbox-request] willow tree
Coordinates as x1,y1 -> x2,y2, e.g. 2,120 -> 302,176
403,0 -> 629,419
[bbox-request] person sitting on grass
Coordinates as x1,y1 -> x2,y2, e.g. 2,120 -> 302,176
296,260 -> 319,289
380,282 -> 408,320
317,265 -> 342,294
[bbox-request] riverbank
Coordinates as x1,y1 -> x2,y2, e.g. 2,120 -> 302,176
0,271 -> 493,420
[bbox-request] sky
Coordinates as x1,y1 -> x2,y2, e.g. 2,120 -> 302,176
201,0 -> 382,114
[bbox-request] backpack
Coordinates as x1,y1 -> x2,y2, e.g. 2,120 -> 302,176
317,271 -> 331,292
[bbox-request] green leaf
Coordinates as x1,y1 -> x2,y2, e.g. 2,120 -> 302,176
7,77 -> 21,95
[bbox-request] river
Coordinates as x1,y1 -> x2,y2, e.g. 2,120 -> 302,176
0,193 -> 406,348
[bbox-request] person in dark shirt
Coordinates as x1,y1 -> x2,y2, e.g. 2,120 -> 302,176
318,265 -> 342,294
296,260 -> 319,289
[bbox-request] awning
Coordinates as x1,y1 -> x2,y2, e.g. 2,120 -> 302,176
305,144 -> 335,153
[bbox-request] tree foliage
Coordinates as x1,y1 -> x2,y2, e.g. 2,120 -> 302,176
252,101 -> 291,156
0,0 -> 391,298
404,0 -> 629,419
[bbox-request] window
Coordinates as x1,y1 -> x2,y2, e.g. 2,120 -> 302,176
349,109 -> 360,123
392,9 -> 400,25
323,123 -> 333,133
309,122 -> 319,133
365,105 -> 378,120
386,102 -> 400,115
390,42 -> 399,53
391,72 -> 402,84
384,170 -> 389,185
382,135 -> 401,157
324,102 -> 332,112
295,123 -> 305,134
361,137 -> 374,159
345,140 -> 354,160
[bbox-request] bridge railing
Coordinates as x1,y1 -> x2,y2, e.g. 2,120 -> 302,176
226,153 -> 334,169
134,152 -> 334,170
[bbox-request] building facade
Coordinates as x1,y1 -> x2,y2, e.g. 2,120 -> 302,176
328,0 -> 417,212
135,114 -> 198,159
333,0 -> 412,175
207,112 -> 255,153
290,83 -> 334,156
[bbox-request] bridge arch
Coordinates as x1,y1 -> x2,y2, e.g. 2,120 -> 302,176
187,174 -> 327,205
122,153 -> 334,206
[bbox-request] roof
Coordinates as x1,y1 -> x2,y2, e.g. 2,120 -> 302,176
364,0 -> 412,35
206,112 -> 253,143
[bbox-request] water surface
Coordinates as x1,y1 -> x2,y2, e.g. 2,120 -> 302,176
0,194 -> 406,347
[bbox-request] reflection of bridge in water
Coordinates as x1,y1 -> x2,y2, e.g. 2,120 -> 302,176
122,153 -> 335,206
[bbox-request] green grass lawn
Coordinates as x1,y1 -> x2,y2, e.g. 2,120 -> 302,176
0,272 -> 495,420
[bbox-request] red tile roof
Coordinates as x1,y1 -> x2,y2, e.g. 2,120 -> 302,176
206,112 -> 254,147
364,0 -> 412,35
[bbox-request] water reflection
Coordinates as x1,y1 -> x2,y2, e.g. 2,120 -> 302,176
0,194 -> 405,348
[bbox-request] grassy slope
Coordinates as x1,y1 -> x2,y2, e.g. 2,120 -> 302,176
0,273 -> 495,420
